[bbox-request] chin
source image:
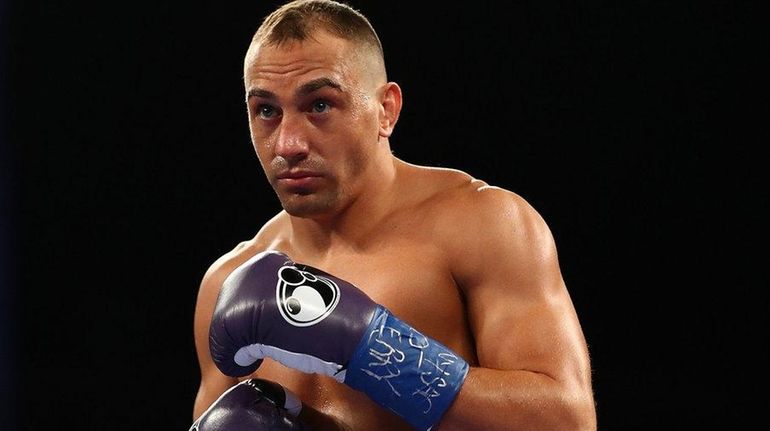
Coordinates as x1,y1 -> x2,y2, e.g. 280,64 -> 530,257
280,195 -> 338,218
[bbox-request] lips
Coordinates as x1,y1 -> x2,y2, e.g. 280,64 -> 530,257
275,170 -> 323,189
276,170 -> 321,180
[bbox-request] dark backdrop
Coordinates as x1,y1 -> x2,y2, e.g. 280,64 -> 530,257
3,1 -> 765,429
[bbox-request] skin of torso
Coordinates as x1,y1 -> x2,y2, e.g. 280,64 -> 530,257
201,164 -> 486,430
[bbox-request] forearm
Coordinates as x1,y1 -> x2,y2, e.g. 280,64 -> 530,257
437,367 -> 596,431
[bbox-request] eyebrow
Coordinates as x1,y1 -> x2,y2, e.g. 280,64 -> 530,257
298,77 -> 342,96
247,77 -> 343,100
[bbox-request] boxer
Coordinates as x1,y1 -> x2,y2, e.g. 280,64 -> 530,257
191,1 -> 597,429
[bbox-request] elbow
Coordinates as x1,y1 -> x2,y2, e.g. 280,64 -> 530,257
555,387 -> 597,431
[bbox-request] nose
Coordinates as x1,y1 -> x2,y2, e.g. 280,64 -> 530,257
273,114 -> 310,164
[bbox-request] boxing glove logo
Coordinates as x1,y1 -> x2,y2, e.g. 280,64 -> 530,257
276,265 -> 340,327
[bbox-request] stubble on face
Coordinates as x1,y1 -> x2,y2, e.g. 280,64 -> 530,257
267,155 -> 343,218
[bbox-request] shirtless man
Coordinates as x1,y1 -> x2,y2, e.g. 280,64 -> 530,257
191,1 -> 596,429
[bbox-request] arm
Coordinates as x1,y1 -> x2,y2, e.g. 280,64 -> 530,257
438,187 -> 596,430
192,248 -> 243,420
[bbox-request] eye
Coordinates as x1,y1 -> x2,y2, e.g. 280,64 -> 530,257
256,103 -> 280,120
310,100 -> 331,114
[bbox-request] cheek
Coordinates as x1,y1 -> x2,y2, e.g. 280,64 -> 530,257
334,117 -> 378,175
251,141 -> 267,166
249,127 -> 275,163
253,139 -> 271,161
338,139 -> 372,181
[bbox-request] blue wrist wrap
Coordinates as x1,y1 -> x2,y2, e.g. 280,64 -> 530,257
343,306 -> 469,431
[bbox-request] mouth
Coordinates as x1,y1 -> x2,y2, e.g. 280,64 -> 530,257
275,170 -> 323,189
276,170 -> 321,180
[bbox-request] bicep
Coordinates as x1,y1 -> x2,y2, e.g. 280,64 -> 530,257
458,191 -> 590,384
468,274 -> 587,380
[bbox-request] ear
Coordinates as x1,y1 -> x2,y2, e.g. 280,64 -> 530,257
377,82 -> 402,138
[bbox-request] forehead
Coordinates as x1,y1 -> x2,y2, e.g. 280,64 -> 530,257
244,31 -> 361,94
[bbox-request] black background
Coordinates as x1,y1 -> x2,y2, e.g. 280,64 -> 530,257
2,1 -> 766,429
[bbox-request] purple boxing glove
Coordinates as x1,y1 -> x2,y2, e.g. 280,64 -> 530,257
209,250 -> 468,431
209,250 -> 377,379
190,378 -> 309,431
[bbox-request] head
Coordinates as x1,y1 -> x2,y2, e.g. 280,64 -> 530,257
244,0 -> 402,218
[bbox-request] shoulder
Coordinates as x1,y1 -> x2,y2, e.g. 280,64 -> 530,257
411,166 -> 559,290
455,184 -> 555,261
445,180 -> 551,249
196,211 -> 290,303
409,163 -> 546,236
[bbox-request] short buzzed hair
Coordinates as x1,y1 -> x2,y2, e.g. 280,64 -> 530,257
253,0 -> 384,60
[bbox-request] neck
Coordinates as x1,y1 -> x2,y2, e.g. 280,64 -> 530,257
288,154 -> 401,253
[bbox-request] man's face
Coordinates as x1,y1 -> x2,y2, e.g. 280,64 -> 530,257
243,30 -> 384,218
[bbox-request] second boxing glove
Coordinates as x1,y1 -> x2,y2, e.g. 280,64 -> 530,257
190,378 -> 309,431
